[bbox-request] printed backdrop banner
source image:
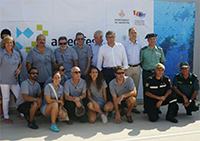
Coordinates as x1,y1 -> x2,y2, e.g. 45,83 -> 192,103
0,0 -> 195,100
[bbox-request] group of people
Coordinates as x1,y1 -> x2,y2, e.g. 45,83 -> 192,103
0,28 -> 199,132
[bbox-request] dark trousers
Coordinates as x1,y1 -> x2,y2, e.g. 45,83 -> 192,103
146,94 -> 177,122
176,95 -> 198,112
102,68 -> 115,102
64,100 -> 87,122
142,70 -> 155,110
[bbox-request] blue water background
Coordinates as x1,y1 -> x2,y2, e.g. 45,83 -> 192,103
154,1 -> 195,81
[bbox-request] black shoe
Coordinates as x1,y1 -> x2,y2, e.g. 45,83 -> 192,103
132,108 -> 140,114
166,115 -> 178,123
158,109 -> 162,114
186,111 -> 192,116
143,109 -> 147,114
126,115 -> 133,123
28,120 -> 39,129
66,119 -> 73,125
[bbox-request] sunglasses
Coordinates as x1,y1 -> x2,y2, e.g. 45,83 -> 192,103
77,38 -> 84,40
60,68 -> 65,71
30,72 -> 39,75
72,71 -> 81,74
116,72 -> 125,75
60,42 -> 67,45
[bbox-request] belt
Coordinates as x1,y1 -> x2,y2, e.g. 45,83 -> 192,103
128,63 -> 140,67
143,69 -> 155,73
103,67 -> 115,69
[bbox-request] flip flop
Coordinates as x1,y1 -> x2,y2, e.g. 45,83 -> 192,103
4,119 -> 13,124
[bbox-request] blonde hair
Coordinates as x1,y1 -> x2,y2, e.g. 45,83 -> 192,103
1,36 -> 15,49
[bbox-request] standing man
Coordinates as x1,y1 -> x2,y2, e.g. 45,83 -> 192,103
0,29 -> 23,62
145,63 -> 178,123
107,66 -> 136,124
64,67 -> 87,123
172,62 -> 199,116
140,33 -> 166,113
26,34 -> 56,88
54,36 -> 78,79
72,32 -> 92,79
97,30 -> 128,102
16,67 -> 42,129
91,30 -> 104,67
123,27 -> 142,114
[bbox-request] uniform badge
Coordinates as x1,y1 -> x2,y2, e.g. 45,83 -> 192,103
168,79 -> 171,83
145,83 -> 149,87
190,81 -> 192,84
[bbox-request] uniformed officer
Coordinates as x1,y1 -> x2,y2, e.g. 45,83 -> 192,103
145,63 -> 178,123
172,62 -> 199,115
140,33 -> 166,113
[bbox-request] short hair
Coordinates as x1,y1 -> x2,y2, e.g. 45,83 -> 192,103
52,71 -> 61,78
28,67 -> 38,74
128,27 -> 137,33
1,36 -> 15,49
75,32 -> 84,39
1,29 -> 11,38
58,36 -> 67,42
106,30 -> 115,38
94,30 -> 103,37
52,64 -> 63,72
36,34 -> 46,41
113,65 -> 125,73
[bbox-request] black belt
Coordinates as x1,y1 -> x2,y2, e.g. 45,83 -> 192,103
143,69 -> 155,73
103,67 -> 115,69
128,63 -> 140,67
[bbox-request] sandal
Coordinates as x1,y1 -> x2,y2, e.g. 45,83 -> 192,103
4,118 -> 13,124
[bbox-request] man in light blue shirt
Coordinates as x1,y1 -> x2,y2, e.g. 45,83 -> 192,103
123,27 -> 142,114
91,30 -> 104,67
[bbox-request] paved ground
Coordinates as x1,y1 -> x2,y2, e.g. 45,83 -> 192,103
0,104 -> 199,141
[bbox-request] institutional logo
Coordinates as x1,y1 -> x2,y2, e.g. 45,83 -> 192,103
133,10 -> 146,18
16,24 -> 49,53
114,10 -> 129,24
133,10 -> 146,26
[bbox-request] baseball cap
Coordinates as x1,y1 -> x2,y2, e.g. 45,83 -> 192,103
180,62 -> 189,68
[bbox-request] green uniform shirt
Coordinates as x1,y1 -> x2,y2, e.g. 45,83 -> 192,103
140,45 -> 166,70
172,73 -> 199,98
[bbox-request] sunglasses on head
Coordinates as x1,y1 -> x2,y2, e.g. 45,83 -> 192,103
116,72 -> 125,75
77,38 -> 84,40
60,42 -> 67,45
30,72 -> 39,75
73,71 -> 81,74
60,68 -> 65,71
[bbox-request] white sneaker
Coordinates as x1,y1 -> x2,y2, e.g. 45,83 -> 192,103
101,114 -> 108,123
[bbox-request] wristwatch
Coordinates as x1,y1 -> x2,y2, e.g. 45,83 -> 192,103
189,99 -> 192,103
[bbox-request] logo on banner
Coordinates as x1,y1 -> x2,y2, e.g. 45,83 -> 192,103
114,10 -> 129,24
16,25 -> 49,52
133,10 -> 146,26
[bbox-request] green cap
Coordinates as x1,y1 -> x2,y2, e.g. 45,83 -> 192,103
180,62 -> 189,68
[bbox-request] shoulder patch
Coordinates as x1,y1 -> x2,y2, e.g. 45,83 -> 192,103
141,46 -> 147,50
192,74 -> 197,78
145,83 -> 149,87
175,73 -> 181,76
168,78 -> 171,83
157,47 -> 162,50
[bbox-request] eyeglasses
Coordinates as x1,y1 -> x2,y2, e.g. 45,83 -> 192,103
60,42 -> 67,45
77,38 -> 84,40
60,68 -> 65,71
181,67 -> 188,70
30,72 -> 39,75
115,72 -> 125,75
106,36 -> 115,39
72,71 -> 81,74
